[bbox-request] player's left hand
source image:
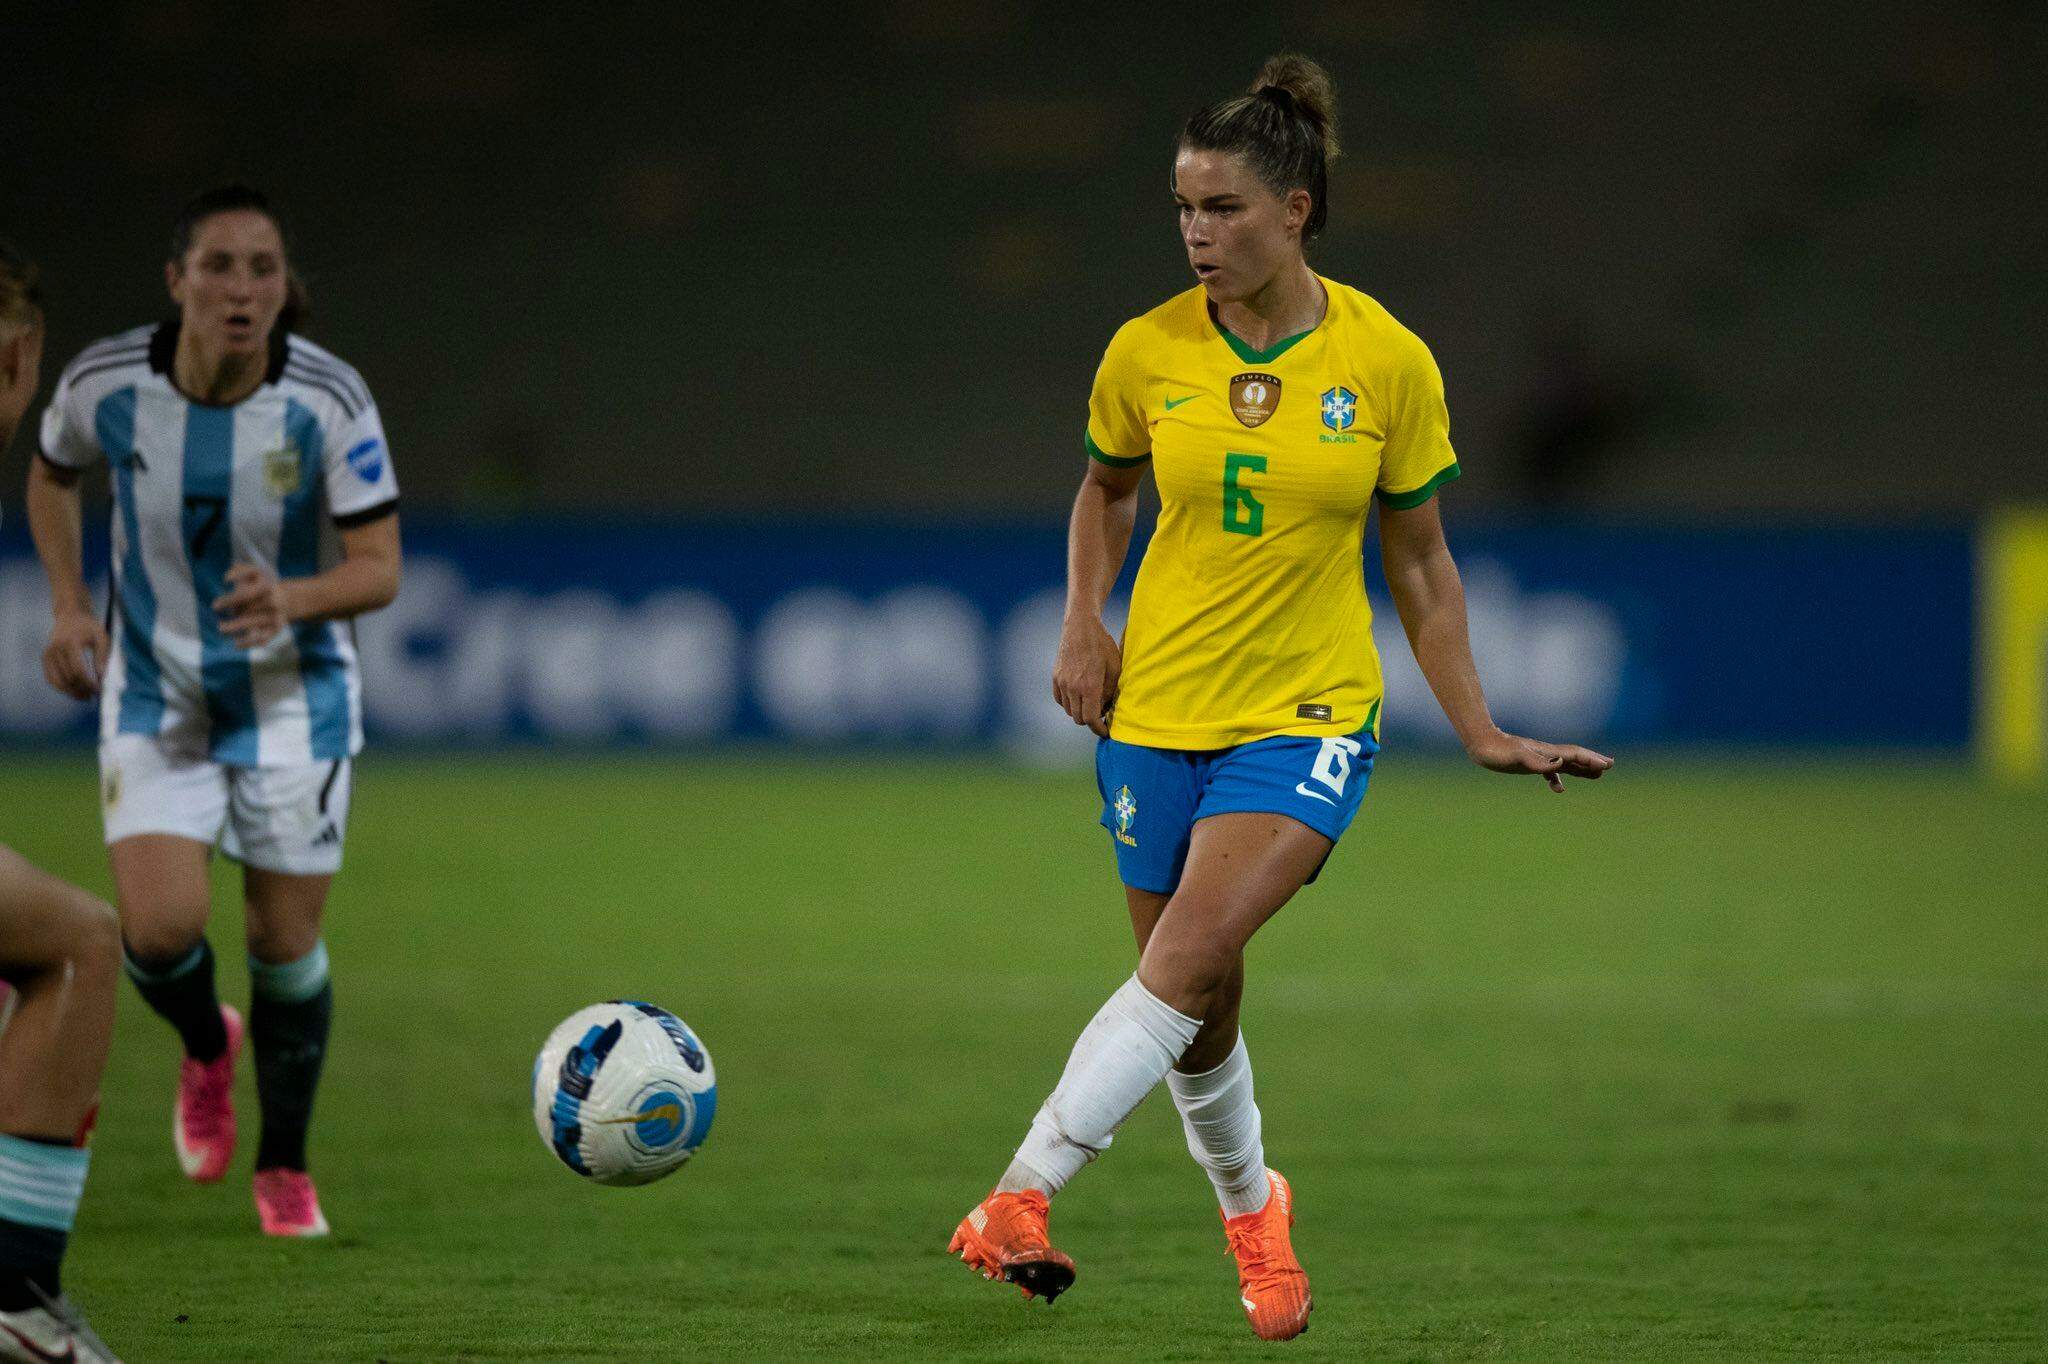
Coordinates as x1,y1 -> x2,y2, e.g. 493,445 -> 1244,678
1467,729 -> 1613,793
214,564 -> 294,649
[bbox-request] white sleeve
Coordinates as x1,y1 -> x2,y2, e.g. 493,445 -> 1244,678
325,401 -> 399,523
38,369 -> 106,470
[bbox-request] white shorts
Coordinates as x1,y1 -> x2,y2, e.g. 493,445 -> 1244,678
99,734 -> 353,876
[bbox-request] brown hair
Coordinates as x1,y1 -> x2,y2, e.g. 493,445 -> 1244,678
0,240 -> 43,334
1178,54 -> 1342,239
167,183 -> 310,332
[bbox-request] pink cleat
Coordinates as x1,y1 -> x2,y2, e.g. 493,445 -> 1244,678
174,1005 -> 242,1182
254,1168 -> 330,1238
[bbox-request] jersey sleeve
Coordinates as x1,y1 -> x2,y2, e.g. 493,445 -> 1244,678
38,367 -> 107,470
1375,332 -> 1460,508
1083,320 -> 1152,467
324,401 -> 400,525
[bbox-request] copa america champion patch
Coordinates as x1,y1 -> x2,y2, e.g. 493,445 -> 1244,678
1229,373 -> 1281,428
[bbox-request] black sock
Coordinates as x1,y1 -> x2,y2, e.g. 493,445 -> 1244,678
252,982 -> 332,1172
0,1219 -> 64,1312
124,939 -> 228,1061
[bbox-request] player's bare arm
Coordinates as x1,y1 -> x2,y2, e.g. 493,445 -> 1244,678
1378,496 -> 1612,791
214,513 -> 401,650
1053,458 -> 1144,737
25,454 -> 109,701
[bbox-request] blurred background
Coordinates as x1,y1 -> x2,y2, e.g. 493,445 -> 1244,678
3,10 -> 2045,1356
2,1 -> 2044,769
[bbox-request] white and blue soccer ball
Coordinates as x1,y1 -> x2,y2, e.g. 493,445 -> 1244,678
532,1001 -> 717,1186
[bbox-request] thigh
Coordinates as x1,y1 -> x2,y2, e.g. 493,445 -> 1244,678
242,864 -> 333,963
1125,885 -> 1170,952
0,843 -> 102,974
1150,811 -> 1334,960
224,757 -> 350,876
108,833 -> 214,955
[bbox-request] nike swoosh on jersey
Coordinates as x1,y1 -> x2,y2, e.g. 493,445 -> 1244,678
1163,394 -> 1200,410
1293,783 -> 1337,806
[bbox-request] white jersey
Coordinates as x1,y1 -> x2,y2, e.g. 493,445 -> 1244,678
40,322 -> 399,766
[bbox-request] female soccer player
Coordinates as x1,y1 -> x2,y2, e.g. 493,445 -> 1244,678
26,186 -> 402,1239
950,56 -> 1612,1339
0,244 -> 123,1364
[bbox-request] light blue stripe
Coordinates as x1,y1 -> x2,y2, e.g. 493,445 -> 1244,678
0,1169 -> 84,1204
249,939 -> 330,1004
280,401 -> 350,759
0,1136 -> 88,1232
183,405 -> 258,763
101,387 -> 165,734
123,941 -> 206,985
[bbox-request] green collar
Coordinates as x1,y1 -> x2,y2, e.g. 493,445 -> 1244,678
1209,304 -> 1320,366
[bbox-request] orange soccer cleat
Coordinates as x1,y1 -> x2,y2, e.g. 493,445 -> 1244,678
1222,1169 -> 1312,1340
947,1189 -> 1077,1303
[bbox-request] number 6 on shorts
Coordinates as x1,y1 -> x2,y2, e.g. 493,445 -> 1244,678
1308,736 -> 1365,796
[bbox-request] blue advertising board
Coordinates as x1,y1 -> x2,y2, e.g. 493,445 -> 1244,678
0,517 -> 1973,758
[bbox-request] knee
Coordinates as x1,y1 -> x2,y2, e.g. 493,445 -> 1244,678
122,916 -> 206,967
245,918 -> 319,966
1139,934 -> 1235,1014
71,895 -> 122,978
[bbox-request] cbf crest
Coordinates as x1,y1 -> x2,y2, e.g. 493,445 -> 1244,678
262,448 -> 303,498
1229,373 -> 1281,428
1113,785 -> 1138,847
1320,386 -> 1357,433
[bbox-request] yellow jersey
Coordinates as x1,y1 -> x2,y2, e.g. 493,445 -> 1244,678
1084,277 -> 1459,749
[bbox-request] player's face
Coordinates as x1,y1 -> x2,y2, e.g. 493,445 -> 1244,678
1173,148 -> 1310,303
166,210 -> 288,358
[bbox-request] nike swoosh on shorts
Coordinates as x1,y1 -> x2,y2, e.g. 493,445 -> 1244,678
1293,783 -> 1337,806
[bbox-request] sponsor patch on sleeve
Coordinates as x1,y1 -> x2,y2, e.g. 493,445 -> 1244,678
344,438 -> 385,483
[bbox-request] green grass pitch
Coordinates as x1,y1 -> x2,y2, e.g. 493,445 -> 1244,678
2,753 -> 2044,1361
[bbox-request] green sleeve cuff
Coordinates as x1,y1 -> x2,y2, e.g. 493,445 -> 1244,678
1377,462 -> 1461,509
1085,429 -> 1150,468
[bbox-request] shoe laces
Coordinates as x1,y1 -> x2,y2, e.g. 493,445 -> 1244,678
1224,1218 -> 1295,1292
989,1191 -> 1050,1251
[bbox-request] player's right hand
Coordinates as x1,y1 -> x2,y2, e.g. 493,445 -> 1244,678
43,609 -> 110,700
1053,615 -> 1122,738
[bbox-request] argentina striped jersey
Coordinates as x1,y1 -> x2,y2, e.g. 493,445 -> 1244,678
39,322 -> 398,765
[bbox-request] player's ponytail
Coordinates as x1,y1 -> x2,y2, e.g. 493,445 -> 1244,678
280,267 -> 311,334
1180,53 -> 1342,240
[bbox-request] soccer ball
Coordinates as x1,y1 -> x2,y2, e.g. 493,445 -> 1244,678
532,1001 -> 717,1186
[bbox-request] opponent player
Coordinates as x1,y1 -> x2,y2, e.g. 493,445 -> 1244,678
950,57 -> 1612,1338
26,187 -> 402,1238
0,244 -> 123,1363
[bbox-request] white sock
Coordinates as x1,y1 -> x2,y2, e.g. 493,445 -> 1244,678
999,975 -> 1202,1196
1166,1033 -> 1270,1218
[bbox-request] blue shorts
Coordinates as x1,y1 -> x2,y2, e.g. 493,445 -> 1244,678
1095,728 -> 1379,894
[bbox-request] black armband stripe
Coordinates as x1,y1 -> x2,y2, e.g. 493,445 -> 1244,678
333,498 -> 398,529
34,448 -> 87,481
